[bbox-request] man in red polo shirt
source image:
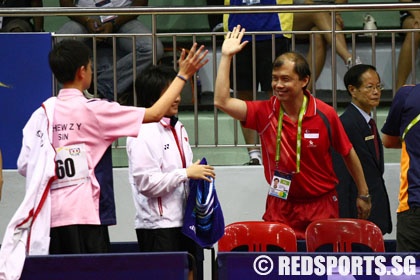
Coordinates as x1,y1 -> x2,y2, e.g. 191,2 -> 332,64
214,25 -> 371,239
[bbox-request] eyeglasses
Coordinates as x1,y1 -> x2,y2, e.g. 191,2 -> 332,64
363,84 -> 384,92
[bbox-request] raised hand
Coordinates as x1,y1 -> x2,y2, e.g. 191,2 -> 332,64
178,43 -> 209,80
222,24 -> 249,57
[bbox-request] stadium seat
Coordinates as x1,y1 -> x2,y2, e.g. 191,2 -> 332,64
341,0 -> 400,31
305,218 -> 385,252
218,221 -> 297,252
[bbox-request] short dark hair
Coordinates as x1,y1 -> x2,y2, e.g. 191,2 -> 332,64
343,64 -> 379,96
48,39 -> 92,84
272,51 -> 311,88
135,65 -> 177,108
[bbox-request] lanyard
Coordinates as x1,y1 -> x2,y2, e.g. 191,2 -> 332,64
275,95 -> 308,173
402,113 -> 420,140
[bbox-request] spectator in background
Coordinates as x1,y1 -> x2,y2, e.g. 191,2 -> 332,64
56,0 -> 164,102
293,0 -> 359,90
224,0 -> 293,165
0,0 -> 44,32
214,25 -> 371,239
127,65 -> 215,280
382,83 -> 420,251
207,0 -> 223,31
396,0 -> 420,89
334,64 -> 392,235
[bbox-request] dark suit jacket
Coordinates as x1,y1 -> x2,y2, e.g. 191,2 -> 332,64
333,104 -> 392,234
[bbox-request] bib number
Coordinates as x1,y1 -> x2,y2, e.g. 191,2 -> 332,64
51,144 -> 89,190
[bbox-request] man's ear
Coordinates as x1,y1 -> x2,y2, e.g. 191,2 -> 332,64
348,85 -> 357,96
302,76 -> 310,89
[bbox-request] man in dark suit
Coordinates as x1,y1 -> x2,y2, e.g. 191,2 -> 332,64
334,64 -> 392,235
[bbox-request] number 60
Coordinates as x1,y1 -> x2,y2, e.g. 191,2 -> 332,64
56,158 -> 76,179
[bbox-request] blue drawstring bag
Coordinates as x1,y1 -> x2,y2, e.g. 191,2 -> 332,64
182,158 -> 225,248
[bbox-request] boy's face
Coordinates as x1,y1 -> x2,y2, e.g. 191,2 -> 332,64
83,61 -> 93,90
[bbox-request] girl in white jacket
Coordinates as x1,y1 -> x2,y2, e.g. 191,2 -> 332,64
126,65 -> 215,280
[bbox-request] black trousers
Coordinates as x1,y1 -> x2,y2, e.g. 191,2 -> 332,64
136,227 -> 204,280
49,224 -> 110,254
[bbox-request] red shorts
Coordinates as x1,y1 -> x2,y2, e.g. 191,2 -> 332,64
263,191 -> 339,239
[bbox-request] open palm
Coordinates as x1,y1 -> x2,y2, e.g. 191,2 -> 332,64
221,25 -> 249,56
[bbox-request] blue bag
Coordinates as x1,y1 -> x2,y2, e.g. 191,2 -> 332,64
182,158 -> 225,248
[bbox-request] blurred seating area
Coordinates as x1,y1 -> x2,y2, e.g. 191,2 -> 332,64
3,1 -> 414,166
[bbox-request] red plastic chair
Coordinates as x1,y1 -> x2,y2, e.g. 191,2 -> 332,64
218,221 -> 297,252
305,218 -> 385,252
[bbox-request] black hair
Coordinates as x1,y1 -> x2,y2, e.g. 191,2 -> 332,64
344,64 -> 378,96
48,39 -> 92,84
135,65 -> 177,108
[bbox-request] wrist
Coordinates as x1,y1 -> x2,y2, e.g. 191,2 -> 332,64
111,19 -> 118,31
176,74 -> 188,82
357,193 -> 371,202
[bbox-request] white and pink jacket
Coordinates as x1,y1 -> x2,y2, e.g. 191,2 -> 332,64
0,97 -> 57,280
127,117 -> 193,229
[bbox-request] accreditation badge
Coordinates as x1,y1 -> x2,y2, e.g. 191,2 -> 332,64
242,0 -> 260,4
268,171 -> 293,200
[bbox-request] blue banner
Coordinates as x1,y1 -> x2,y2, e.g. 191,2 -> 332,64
0,33 -> 52,169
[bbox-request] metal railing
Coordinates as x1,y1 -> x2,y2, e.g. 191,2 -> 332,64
1,3 -> 419,158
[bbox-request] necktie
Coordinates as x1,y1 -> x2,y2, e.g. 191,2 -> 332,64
369,118 -> 380,161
